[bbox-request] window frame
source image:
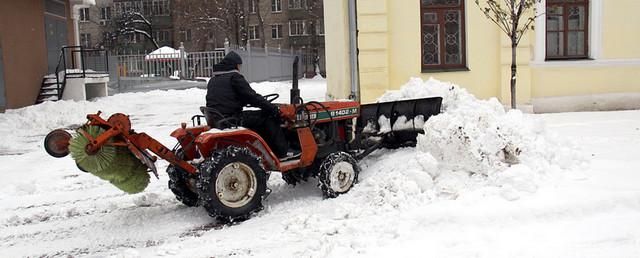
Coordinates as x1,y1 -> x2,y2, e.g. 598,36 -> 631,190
289,20 -> 306,36
419,1 -> 467,72
100,6 -> 111,21
249,0 -> 257,14
289,0 -> 306,10
248,25 -> 260,40
79,8 -> 90,22
271,0 -> 282,13
80,33 -> 92,47
271,24 -> 283,39
316,19 -> 324,36
180,28 -> 192,42
545,0 -> 590,60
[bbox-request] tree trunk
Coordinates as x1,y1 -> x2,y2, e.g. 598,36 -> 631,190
255,0 -> 266,48
510,41 -> 517,109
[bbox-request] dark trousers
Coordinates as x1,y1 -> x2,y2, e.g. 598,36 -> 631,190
241,111 -> 289,158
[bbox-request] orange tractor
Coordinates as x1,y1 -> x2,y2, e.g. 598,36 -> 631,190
44,59 -> 442,221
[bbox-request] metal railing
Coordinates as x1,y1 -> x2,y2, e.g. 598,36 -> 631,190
113,41 -> 306,84
185,50 -> 226,79
48,46 -> 109,100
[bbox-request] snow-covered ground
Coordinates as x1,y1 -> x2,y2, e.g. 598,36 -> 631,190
1,77 -> 640,257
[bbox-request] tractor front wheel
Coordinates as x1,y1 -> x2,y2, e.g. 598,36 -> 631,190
167,165 -> 200,207
197,146 -> 267,221
318,152 -> 360,198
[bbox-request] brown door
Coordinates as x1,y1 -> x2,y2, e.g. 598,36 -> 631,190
44,15 -> 68,74
0,42 -> 5,111
44,0 -> 69,74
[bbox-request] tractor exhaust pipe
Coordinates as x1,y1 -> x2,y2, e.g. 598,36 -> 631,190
291,56 -> 300,105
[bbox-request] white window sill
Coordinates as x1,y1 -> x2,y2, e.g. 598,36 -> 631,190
530,58 -> 640,68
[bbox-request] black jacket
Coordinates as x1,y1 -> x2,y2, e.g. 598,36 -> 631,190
206,52 -> 278,117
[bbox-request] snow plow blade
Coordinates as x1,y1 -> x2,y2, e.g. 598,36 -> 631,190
355,97 -> 442,149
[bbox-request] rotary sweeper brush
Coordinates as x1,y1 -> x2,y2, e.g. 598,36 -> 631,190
44,58 -> 442,221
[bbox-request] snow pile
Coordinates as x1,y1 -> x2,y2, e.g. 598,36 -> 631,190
373,77 -> 586,200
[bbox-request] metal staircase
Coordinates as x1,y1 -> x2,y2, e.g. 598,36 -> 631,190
35,46 -> 109,104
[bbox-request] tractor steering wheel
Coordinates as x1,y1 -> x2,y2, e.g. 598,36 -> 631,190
263,93 -> 280,103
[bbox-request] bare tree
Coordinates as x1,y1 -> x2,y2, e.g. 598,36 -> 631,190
253,0 -> 266,48
475,0 -> 542,109
306,0 -> 323,74
101,11 -> 159,51
173,0 -> 246,48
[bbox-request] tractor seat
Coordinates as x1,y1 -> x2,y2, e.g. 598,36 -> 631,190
200,106 -> 240,129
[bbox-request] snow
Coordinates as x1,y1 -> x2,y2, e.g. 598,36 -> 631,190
1,76 -> 640,257
145,46 -> 183,61
377,77 -> 586,200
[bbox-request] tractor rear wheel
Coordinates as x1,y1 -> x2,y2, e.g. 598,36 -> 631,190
167,165 -> 199,207
197,146 -> 267,221
318,152 -> 360,198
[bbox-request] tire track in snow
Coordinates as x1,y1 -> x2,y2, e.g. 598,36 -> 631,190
5,193 -> 126,212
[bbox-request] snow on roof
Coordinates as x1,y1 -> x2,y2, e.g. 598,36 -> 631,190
144,46 -> 184,61
70,0 -> 96,6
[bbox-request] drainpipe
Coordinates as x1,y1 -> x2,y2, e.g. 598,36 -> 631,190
71,5 -> 83,70
71,1 -> 94,70
347,0 -> 360,101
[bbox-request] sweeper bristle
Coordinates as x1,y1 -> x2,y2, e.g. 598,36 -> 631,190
69,126 -> 117,173
69,125 -> 149,194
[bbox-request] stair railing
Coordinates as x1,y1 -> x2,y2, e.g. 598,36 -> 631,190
52,46 -> 109,99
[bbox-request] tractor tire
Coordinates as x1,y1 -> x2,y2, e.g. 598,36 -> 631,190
318,152 -> 360,198
167,165 -> 199,207
197,146 -> 267,221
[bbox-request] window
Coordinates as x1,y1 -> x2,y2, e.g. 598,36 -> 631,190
153,0 -> 170,16
271,24 -> 283,39
420,0 -> 466,71
289,20 -> 306,36
100,7 -> 111,20
79,8 -> 90,22
249,0 -> 257,14
126,34 -> 135,43
272,0 -> 282,12
248,25 -> 260,40
115,1 -> 144,15
180,29 -> 192,42
316,19 -> 324,35
289,0 -> 306,9
80,33 -> 92,47
207,30 -> 216,42
154,30 -> 170,42
143,1 -> 152,16
546,0 -> 589,59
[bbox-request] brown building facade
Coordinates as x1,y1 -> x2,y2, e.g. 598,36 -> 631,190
0,0 -> 76,110
244,0 -> 325,75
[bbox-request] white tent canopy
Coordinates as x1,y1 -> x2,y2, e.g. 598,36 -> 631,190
145,46 -> 184,61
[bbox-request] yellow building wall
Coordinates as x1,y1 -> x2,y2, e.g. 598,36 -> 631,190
323,0 -> 352,100
357,0 -> 529,104
530,0 -> 640,99
601,0 -> 640,59
325,0 -> 640,105
357,0 -> 390,102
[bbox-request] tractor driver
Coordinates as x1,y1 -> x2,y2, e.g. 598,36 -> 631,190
205,51 -> 289,158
